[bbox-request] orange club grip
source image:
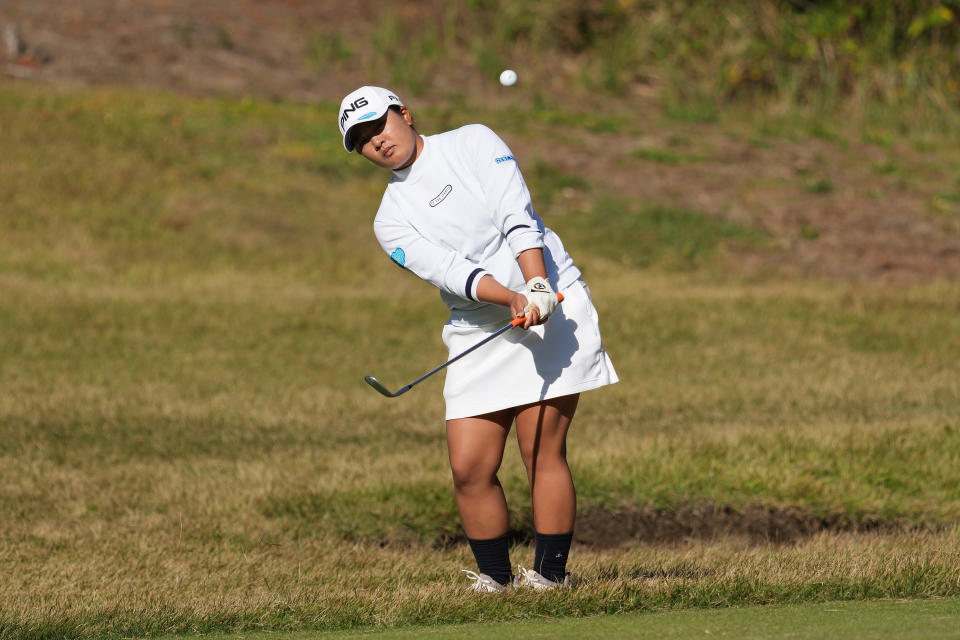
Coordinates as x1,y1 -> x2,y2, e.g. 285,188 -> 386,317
510,292 -> 565,327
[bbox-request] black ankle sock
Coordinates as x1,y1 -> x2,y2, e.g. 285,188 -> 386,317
467,534 -> 512,586
534,531 -> 573,583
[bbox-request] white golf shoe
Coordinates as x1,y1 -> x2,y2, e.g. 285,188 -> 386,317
514,565 -> 571,590
461,569 -> 510,593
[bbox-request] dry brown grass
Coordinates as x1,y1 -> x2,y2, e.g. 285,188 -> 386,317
2,82 -> 959,638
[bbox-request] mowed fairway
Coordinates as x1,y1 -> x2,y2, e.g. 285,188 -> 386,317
1,84 -> 959,639
152,599 -> 960,639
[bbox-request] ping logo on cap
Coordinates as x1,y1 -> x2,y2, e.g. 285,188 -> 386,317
340,97 -> 370,130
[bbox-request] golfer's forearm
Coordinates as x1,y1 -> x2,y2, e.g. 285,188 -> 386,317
517,248 -> 547,281
475,249 -> 548,307
475,249 -> 547,303
475,275 -> 519,307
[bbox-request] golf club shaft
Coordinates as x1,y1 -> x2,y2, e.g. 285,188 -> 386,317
396,317 -> 522,394
366,292 -> 564,397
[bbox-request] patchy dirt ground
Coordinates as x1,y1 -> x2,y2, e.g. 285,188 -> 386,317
512,117 -> 960,283
4,0 -> 960,283
1,0 -> 360,99
431,502 -> 925,549
573,502 -> 924,548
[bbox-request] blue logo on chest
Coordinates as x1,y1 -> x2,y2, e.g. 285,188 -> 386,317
390,248 -> 406,267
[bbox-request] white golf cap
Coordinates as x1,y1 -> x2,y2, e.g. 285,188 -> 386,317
337,86 -> 404,152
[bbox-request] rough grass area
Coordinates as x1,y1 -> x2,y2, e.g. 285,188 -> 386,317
1,84 -> 959,639
3,531 -> 960,639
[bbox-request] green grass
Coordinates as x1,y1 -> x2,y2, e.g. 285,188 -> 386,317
319,1 -> 960,134
148,599 -> 960,639
554,199 -> 770,269
631,146 -> 710,164
1,83 -> 959,639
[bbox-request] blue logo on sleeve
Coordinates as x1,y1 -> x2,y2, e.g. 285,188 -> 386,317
390,248 -> 406,268
494,155 -> 515,164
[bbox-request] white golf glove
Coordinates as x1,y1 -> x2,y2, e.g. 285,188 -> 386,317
523,276 -> 558,321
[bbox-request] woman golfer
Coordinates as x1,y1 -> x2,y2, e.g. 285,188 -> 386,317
338,86 -> 618,591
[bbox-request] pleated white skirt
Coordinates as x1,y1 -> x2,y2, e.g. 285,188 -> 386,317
441,278 -> 619,420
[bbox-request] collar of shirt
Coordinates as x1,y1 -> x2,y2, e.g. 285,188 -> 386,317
391,135 -> 428,183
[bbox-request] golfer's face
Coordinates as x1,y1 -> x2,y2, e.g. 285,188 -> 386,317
355,108 -> 419,171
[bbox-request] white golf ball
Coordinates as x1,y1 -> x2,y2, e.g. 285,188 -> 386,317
499,69 -> 518,87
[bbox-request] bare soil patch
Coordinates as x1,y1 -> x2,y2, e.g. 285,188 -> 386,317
573,502 -> 924,548
2,0 -> 367,99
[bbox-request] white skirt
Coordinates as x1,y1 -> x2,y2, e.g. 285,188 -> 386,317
441,278 -> 619,420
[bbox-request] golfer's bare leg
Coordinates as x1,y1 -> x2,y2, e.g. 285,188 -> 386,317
446,408 -> 514,539
515,394 -> 579,534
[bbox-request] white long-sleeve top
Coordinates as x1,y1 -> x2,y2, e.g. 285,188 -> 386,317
373,124 -> 581,327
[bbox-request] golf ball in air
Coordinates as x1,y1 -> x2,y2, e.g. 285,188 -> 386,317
499,69 -> 518,87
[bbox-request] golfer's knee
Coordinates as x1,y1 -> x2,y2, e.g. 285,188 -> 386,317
449,458 -> 496,491
519,442 -> 567,472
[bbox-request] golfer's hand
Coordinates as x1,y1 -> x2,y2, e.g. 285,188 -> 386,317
509,291 -> 538,329
522,276 -> 557,326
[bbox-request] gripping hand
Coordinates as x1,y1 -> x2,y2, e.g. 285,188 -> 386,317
523,276 -> 558,322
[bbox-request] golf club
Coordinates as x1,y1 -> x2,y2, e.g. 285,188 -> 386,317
365,292 -> 563,398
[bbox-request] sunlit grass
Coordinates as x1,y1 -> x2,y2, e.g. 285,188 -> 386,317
3,527 -> 958,639
1,83 -> 959,638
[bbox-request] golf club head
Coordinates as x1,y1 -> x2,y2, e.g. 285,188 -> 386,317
364,375 -> 398,397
